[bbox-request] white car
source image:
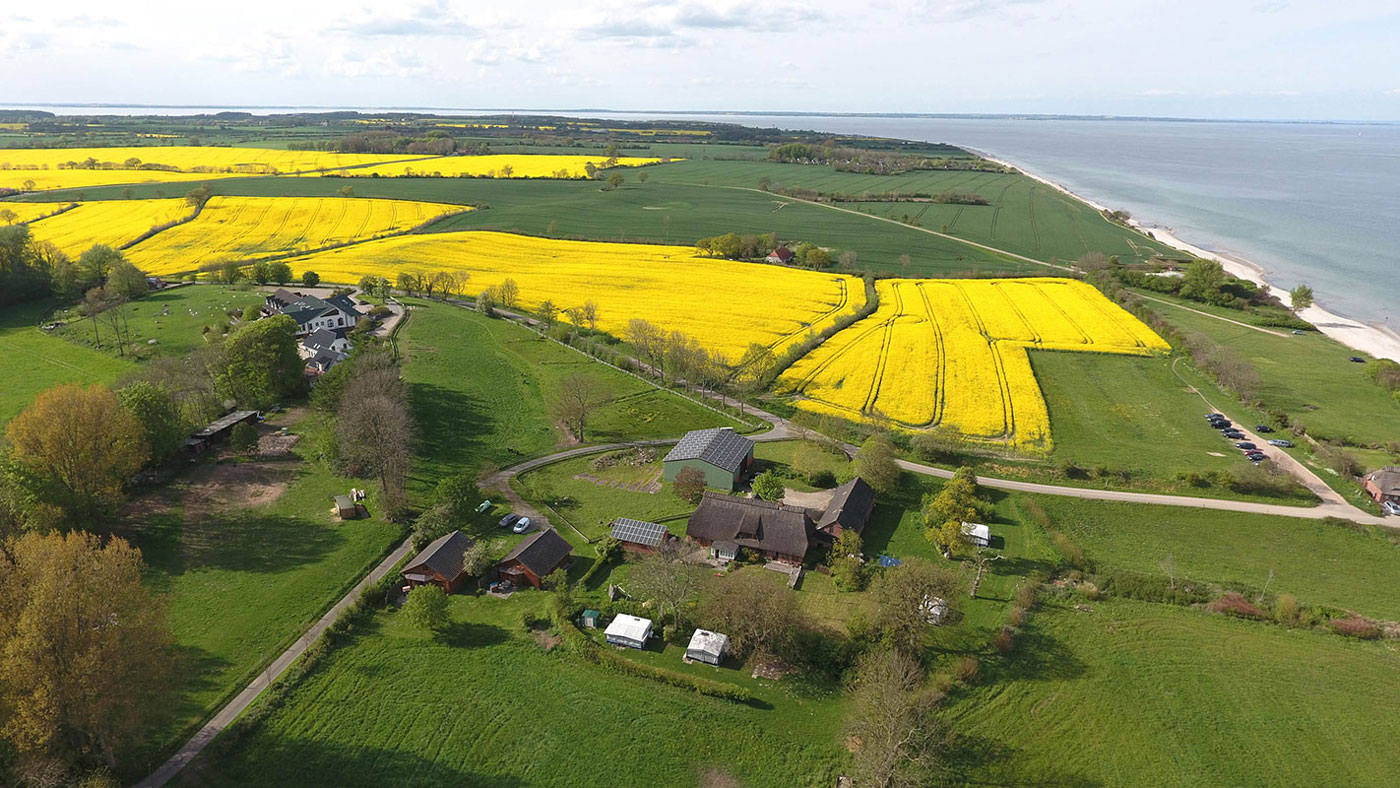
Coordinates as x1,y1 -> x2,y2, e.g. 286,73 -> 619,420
512,516 -> 533,533
1382,501 -> 1400,517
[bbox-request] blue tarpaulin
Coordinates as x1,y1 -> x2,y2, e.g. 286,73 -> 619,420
877,555 -> 902,568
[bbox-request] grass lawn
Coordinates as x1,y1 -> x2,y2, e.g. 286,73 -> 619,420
942,597 -> 1400,787
513,454 -> 694,543
398,299 -> 744,492
1029,494 -> 1400,620
175,592 -> 847,788
1142,290 -> 1400,447
50,283 -> 265,360
116,418 -> 402,778
752,439 -> 850,492
0,299 -> 133,425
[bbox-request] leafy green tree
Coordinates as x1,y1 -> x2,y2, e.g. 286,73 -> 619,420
268,261 -> 292,285
78,244 -> 122,287
216,314 -> 305,409
301,270 -> 321,287
1178,259 -> 1226,302
673,466 -> 706,504
1290,283 -> 1314,311
853,433 -> 900,494
230,422 -> 259,454
219,260 -> 244,284
870,557 -> 965,655
922,467 -> 981,557
791,440 -> 834,485
402,584 -> 450,632
117,381 -> 185,464
241,305 -> 261,322
249,261 -> 272,284
830,529 -> 865,591
751,469 -> 786,502
603,172 -> 624,191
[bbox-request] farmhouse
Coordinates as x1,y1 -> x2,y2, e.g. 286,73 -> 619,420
1363,467 -> 1400,504
765,246 -> 794,264
300,328 -> 350,373
684,629 -> 729,665
402,530 -> 476,593
610,518 -> 670,554
496,528 -> 573,589
264,289 -> 362,336
663,427 -> 754,491
605,614 -> 653,649
686,492 -> 813,565
814,477 -> 875,540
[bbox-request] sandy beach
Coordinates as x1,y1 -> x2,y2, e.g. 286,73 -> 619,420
974,151 -> 1400,363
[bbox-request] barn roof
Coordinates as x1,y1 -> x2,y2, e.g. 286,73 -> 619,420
686,492 -> 812,558
498,528 -> 572,576
611,518 -> 668,548
817,477 -> 875,534
405,530 -> 475,581
664,428 -> 753,473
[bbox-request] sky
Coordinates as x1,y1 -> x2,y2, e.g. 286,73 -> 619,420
3,0 -> 1399,121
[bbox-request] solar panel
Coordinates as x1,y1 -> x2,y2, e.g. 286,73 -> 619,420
611,518 -> 666,547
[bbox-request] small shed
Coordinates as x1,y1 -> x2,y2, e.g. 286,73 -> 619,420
961,522 -> 991,547
685,629 -> 730,666
334,494 -> 358,520
610,518 -> 669,553
580,609 -> 602,629
604,614 -> 653,649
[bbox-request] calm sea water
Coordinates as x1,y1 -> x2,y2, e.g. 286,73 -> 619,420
10,106 -> 1399,326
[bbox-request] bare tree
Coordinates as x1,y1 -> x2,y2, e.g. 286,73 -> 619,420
700,571 -> 804,660
335,353 -> 415,518
870,557 -> 965,655
550,373 -> 609,442
627,543 -> 702,627
845,648 -> 945,788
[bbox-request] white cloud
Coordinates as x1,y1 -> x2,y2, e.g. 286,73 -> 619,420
330,0 -> 485,38
324,48 -> 433,79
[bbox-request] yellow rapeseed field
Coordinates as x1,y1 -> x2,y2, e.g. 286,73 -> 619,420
781,278 -> 1168,449
341,154 -> 669,179
127,197 -> 467,275
25,200 -> 191,259
289,230 -> 861,361
0,146 -> 417,191
1,201 -> 75,226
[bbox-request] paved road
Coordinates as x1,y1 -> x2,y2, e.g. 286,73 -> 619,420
135,537 -> 415,788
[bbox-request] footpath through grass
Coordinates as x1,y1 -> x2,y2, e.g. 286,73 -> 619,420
943,597 -> 1400,787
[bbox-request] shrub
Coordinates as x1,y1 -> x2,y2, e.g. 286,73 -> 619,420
1274,593 -> 1301,627
1206,592 -> 1268,620
1078,582 -> 1101,601
1099,569 -> 1208,605
1006,605 -> 1027,628
673,466 -> 705,504
751,469 -> 786,502
1014,578 -> 1040,610
1048,529 -> 1089,571
951,655 -> 980,685
1330,616 -> 1381,640
991,626 -> 1015,654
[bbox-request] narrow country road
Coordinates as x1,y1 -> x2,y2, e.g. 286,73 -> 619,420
135,537 -> 415,788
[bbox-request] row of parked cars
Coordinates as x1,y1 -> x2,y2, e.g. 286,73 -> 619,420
1205,413 -> 1292,464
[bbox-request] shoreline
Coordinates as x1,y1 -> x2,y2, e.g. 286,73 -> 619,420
972,149 -> 1400,363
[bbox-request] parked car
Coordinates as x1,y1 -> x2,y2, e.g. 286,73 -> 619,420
1236,442 -> 1257,450
1268,439 -> 1293,448
1205,412 -> 1225,421
1209,420 -> 1231,429
1383,501 -> 1400,516
1245,450 -> 1266,458
498,513 -> 521,529
512,516 -> 533,534
475,499 -> 493,514
1254,424 -> 1274,433
1350,356 -> 1366,363
1223,430 -> 1245,439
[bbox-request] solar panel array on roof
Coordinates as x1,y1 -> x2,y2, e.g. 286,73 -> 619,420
663,427 -> 753,473
610,518 -> 667,548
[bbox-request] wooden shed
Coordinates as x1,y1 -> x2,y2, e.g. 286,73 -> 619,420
496,528 -> 573,589
401,530 -> 476,593
333,495 -> 359,520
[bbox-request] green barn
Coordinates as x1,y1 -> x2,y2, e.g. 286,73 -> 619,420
662,427 -> 754,491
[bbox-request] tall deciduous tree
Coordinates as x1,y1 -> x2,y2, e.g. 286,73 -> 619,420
117,381 -> 185,464
550,373 -> 609,442
5,384 -> 148,521
216,314 -> 305,409
335,352 -> 414,519
401,584 -> 450,632
701,572 -> 804,660
922,466 -> 982,557
853,433 -> 900,494
0,531 -> 175,770
870,557 -> 965,655
844,648 -> 944,788
628,545 -> 702,627
1289,283 -> 1314,311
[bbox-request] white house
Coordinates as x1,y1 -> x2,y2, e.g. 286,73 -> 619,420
604,614 -> 653,650
961,522 -> 991,548
298,328 -> 351,361
264,289 -> 363,336
684,629 -> 729,666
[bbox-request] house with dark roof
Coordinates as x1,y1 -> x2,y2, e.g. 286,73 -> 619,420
814,477 -> 876,541
402,530 -> 476,593
765,246 -> 794,264
496,528 -> 573,588
264,290 -> 362,336
1363,467 -> 1400,504
299,327 -> 351,373
663,427 -> 754,491
685,492 -> 813,565
610,518 -> 670,554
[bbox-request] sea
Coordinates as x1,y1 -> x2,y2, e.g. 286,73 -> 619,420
9,105 -> 1400,329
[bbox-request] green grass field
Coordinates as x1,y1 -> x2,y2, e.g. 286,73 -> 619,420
639,159 -> 1178,264
174,592 -> 846,788
1142,292 -> 1400,447
0,300 -> 134,425
1029,494 -> 1400,620
943,597 -> 1400,787
51,284 -> 265,360
32,175 -> 1044,277
513,454 -> 694,543
399,299 -> 744,493
116,417 -> 402,778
